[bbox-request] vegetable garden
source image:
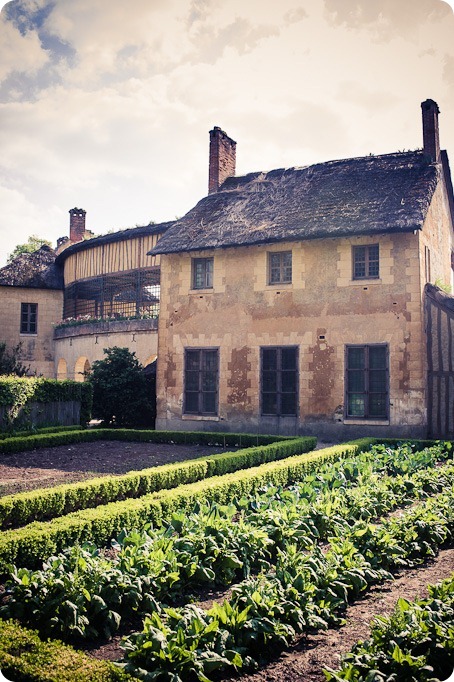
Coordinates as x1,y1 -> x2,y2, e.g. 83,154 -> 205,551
0,431 -> 453,681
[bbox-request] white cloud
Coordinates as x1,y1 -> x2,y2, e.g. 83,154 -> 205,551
0,0 -> 453,267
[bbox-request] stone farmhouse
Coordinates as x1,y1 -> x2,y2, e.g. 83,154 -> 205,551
0,100 -> 453,439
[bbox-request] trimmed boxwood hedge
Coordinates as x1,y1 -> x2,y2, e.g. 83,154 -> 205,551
0,436 -> 317,530
0,428 -> 289,455
0,425 -> 84,441
0,619 -> 133,681
0,439 -> 374,572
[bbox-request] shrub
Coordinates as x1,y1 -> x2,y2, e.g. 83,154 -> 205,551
0,619 -> 133,681
87,347 -> 153,428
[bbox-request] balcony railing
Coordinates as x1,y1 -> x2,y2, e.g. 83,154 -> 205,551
54,315 -> 158,339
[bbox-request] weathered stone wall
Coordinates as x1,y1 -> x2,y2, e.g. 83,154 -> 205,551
0,286 -> 63,378
156,228 -> 429,439
54,318 -> 158,381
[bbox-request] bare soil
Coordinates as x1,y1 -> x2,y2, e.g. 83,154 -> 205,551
0,440 -> 230,496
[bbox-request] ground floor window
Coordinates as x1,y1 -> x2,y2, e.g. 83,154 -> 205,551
184,348 -> 219,415
20,302 -> 37,334
345,344 -> 388,419
261,346 -> 298,416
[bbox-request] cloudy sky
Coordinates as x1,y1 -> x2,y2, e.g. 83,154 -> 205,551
0,0 -> 453,266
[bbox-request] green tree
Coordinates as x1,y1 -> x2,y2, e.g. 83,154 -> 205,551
0,342 -> 30,376
87,347 -> 154,428
7,235 -> 52,263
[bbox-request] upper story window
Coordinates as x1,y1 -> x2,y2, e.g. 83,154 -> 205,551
192,257 -> 213,289
20,303 -> 37,334
184,348 -> 219,415
268,251 -> 292,285
352,244 -> 379,280
345,344 -> 388,420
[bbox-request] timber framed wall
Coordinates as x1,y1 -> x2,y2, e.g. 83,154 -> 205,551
425,283 -> 454,438
58,227 -> 166,321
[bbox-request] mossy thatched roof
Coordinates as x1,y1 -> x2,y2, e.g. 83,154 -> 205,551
0,245 -> 63,289
150,151 -> 439,255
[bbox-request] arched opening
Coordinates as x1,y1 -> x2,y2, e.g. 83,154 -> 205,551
143,357 -> 157,428
57,358 -> 67,380
144,354 -> 157,368
74,357 -> 90,382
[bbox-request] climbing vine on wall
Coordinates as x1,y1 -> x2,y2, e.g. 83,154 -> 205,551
0,377 -> 92,429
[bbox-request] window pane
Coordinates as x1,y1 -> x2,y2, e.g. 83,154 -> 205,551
281,370 -> 296,393
185,392 -> 199,413
205,259 -> 213,288
348,347 -> 365,370
348,370 -> 365,392
368,245 -> 379,278
262,371 -> 277,392
186,351 -> 200,371
262,349 -> 277,371
281,347 -> 297,370
262,393 -> 277,415
369,370 -> 386,392
202,371 -> 216,392
281,393 -> 297,415
203,350 -> 217,371
369,346 -> 387,369
353,247 -> 366,278
186,371 -> 199,391
369,394 -> 387,417
202,392 -> 216,414
348,394 -> 365,416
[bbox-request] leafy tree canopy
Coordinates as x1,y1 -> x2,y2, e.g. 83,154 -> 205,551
87,347 -> 154,428
7,235 -> 52,263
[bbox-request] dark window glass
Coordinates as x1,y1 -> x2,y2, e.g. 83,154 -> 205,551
20,303 -> 38,334
184,349 -> 218,415
261,346 -> 298,416
353,244 -> 380,280
346,344 -> 388,419
192,258 -> 213,289
269,252 -> 292,284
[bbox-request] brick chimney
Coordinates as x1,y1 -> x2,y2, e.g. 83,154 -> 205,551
421,99 -> 440,162
69,207 -> 86,243
208,126 -> 236,194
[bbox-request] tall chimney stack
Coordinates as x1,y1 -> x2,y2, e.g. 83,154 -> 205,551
69,207 -> 86,243
421,99 -> 440,162
208,127 -> 236,194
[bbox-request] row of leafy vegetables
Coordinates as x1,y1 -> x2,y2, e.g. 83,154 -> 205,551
1,441 -> 453,681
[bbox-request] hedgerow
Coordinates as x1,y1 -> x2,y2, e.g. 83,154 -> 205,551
0,427 -> 289,455
0,440 -> 372,572
0,436 -> 317,529
0,377 -> 92,429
